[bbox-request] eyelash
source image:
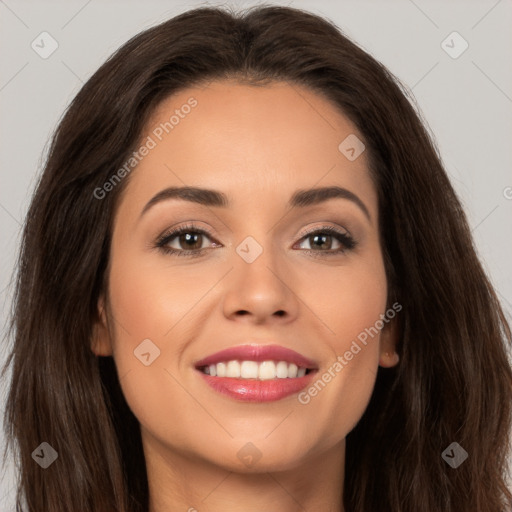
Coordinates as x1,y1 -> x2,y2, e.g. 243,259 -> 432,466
154,222 -> 357,258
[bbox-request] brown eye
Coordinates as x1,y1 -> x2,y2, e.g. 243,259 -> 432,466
302,232 -> 338,251
155,224 -> 220,257
295,226 -> 356,255
171,232 -> 206,251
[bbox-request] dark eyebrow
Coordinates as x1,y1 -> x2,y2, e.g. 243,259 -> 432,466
140,185 -> 371,222
140,186 -> 229,217
290,186 -> 371,221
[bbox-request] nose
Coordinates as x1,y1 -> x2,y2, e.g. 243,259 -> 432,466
222,242 -> 300,325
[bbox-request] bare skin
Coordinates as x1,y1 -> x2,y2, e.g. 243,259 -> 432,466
92,80 -> 399,512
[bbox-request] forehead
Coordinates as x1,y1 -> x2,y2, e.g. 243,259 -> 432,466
119,80 -> 377,218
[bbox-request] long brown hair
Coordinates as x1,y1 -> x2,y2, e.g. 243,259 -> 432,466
3,5 -> 511,511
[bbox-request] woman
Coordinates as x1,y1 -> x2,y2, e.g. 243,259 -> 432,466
3,5 -> 511,512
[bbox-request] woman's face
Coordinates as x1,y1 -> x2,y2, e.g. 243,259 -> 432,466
93,80 -> 398,473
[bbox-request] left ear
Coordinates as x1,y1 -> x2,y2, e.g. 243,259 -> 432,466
378,314 -> 400,368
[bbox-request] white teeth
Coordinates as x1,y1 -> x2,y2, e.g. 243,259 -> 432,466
216,362 -> 226,377
259,361 -> 276,380
276,361 -> 289,378
287,363 -> 298,378
201,360 -> 311,379
226,360 -> 241,378
240,361 -> 259,378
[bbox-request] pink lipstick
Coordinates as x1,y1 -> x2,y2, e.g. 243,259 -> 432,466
194,344 -> 318,402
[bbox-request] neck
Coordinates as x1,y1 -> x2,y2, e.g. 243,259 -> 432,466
144,435 -> 346,512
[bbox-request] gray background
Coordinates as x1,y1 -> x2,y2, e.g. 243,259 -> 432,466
1,0 -> 511,508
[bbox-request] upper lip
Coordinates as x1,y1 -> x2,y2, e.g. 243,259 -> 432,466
194,344 -> 318,369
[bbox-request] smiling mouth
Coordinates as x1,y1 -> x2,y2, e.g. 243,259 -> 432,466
194,344 -> 319,402
197,360 -> 315,380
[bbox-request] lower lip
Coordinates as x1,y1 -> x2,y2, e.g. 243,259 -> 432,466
197,371 -> 317,402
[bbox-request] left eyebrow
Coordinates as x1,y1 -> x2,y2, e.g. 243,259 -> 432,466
140,185 -> 371,223
289,186 -> 371,222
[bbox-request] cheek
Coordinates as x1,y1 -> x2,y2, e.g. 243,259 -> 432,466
292,254 -> 387,445
328,257 -> 388,382
107,245 -> 219,345
104,248 -> 232,439
104,253 -> 207,446
335,267 -> 387,351
295,253 -> 388,354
